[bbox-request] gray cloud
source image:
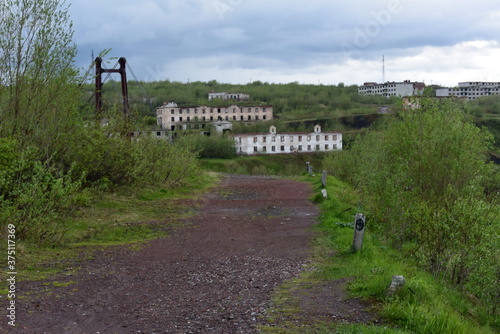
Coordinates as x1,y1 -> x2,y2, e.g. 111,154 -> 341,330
70,0 -> 500,84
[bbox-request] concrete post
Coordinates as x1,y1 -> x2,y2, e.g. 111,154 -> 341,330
352,213 -> 365,252
321,170 -> 327,188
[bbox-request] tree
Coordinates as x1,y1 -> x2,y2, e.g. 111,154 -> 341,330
0,0 -> 79,159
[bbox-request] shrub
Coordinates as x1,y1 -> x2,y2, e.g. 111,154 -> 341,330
0,138 -> 82,245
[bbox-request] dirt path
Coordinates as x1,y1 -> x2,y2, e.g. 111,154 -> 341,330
10,175 -> 321,333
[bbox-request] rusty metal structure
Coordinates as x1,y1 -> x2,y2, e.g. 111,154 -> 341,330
95,57 -> 129,119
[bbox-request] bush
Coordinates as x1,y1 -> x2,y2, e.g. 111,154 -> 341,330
324,98 -> 500,312
0,138 -> 83,245
178,134 -> 236,159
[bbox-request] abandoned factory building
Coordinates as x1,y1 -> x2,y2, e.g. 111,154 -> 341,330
232,125 -> 342,155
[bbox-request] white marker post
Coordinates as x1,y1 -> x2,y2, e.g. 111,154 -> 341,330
352,213 -> 366,252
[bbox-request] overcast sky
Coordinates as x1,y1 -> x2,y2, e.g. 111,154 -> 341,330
70,0 -> 500,86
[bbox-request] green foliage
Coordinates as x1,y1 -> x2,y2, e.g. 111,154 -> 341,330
0,139 -> 82,245
324,98 -> 499,314
177,134 -> 237,159
298,174 -> 498,333
130,135 -> 200,186
200,153 -> 326,176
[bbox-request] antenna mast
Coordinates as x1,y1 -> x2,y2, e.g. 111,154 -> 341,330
382,55 -> 385,83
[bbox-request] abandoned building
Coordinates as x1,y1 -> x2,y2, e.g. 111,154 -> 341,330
232,125 -> 342,155
358,80 -> 425,98
208,92 -> 250,101
436,82 -> 500,100
156,102 -> 273,131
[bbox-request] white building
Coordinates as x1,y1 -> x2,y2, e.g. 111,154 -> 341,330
208,92 -> 250,101
232,125 -> 342,155
358,81 -> 425,98
436,82 -> 500,100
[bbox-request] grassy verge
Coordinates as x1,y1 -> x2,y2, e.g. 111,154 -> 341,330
200,153 -> 327,176
260,174 -> 498,334
0,172 -> 218,284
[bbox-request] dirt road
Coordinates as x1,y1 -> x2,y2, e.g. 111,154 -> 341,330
10,175 -> 319,333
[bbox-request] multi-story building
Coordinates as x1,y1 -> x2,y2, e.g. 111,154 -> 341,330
208,92 -> 250,101
156,102 -> 273,131
358,80 -> 425,98
436,82 -> 500,100
232,125 -> 342,155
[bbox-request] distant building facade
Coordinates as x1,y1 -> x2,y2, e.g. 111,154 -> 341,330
208,92 -> 250,101
156,102 -> 273,131
232,125 -> 342,155
358,81 -> 425,98
436,82 -> 500,100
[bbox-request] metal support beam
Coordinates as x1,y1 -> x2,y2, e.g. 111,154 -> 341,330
95,57 -> 130,121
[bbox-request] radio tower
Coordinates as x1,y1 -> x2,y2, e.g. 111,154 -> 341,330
382,55 -> 385,84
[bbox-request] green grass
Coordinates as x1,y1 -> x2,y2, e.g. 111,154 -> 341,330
200,152 -> 327,176
260,174 -> 498,334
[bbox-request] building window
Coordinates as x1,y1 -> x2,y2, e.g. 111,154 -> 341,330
272,137 -> 276,142
210,116 -> 213,121
316,145 -> 320,150
233,116 -> 236,120
225,116 -> 229,121
187,117 -> 190,121
263,115 -> 266,120
325,144 -> 329,150
179,110 -> 182,114
253,146 -> 258,152
241,116 -> 244,120
253,137 -> 258,143
255,115 -> 259,120
281,136 -> 285,142
332,135 -> 337,140
218,108 -> 221,113
298,145 -> 302,151
307,145 -> 311,151
289,136 -> 293,142
263,137 -> 267,143
290,145 -> 294,151
203,116 -> 206,121
171,117 -> 175,121
280,145 -> 285,152
248,115 -> 251,120
307,135 -> 311,141
325,135 -> 329,140
298,135 -> 302,142
179,117 -> 182,121
316,135 -> 320,141
171,110 -> 175,114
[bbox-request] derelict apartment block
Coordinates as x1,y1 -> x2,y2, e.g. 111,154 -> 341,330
156,102 -> 273,131
233,125 -> 342,155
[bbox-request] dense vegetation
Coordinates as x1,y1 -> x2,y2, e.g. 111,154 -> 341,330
0,0 -> 199,246
323,98 -> 499,330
